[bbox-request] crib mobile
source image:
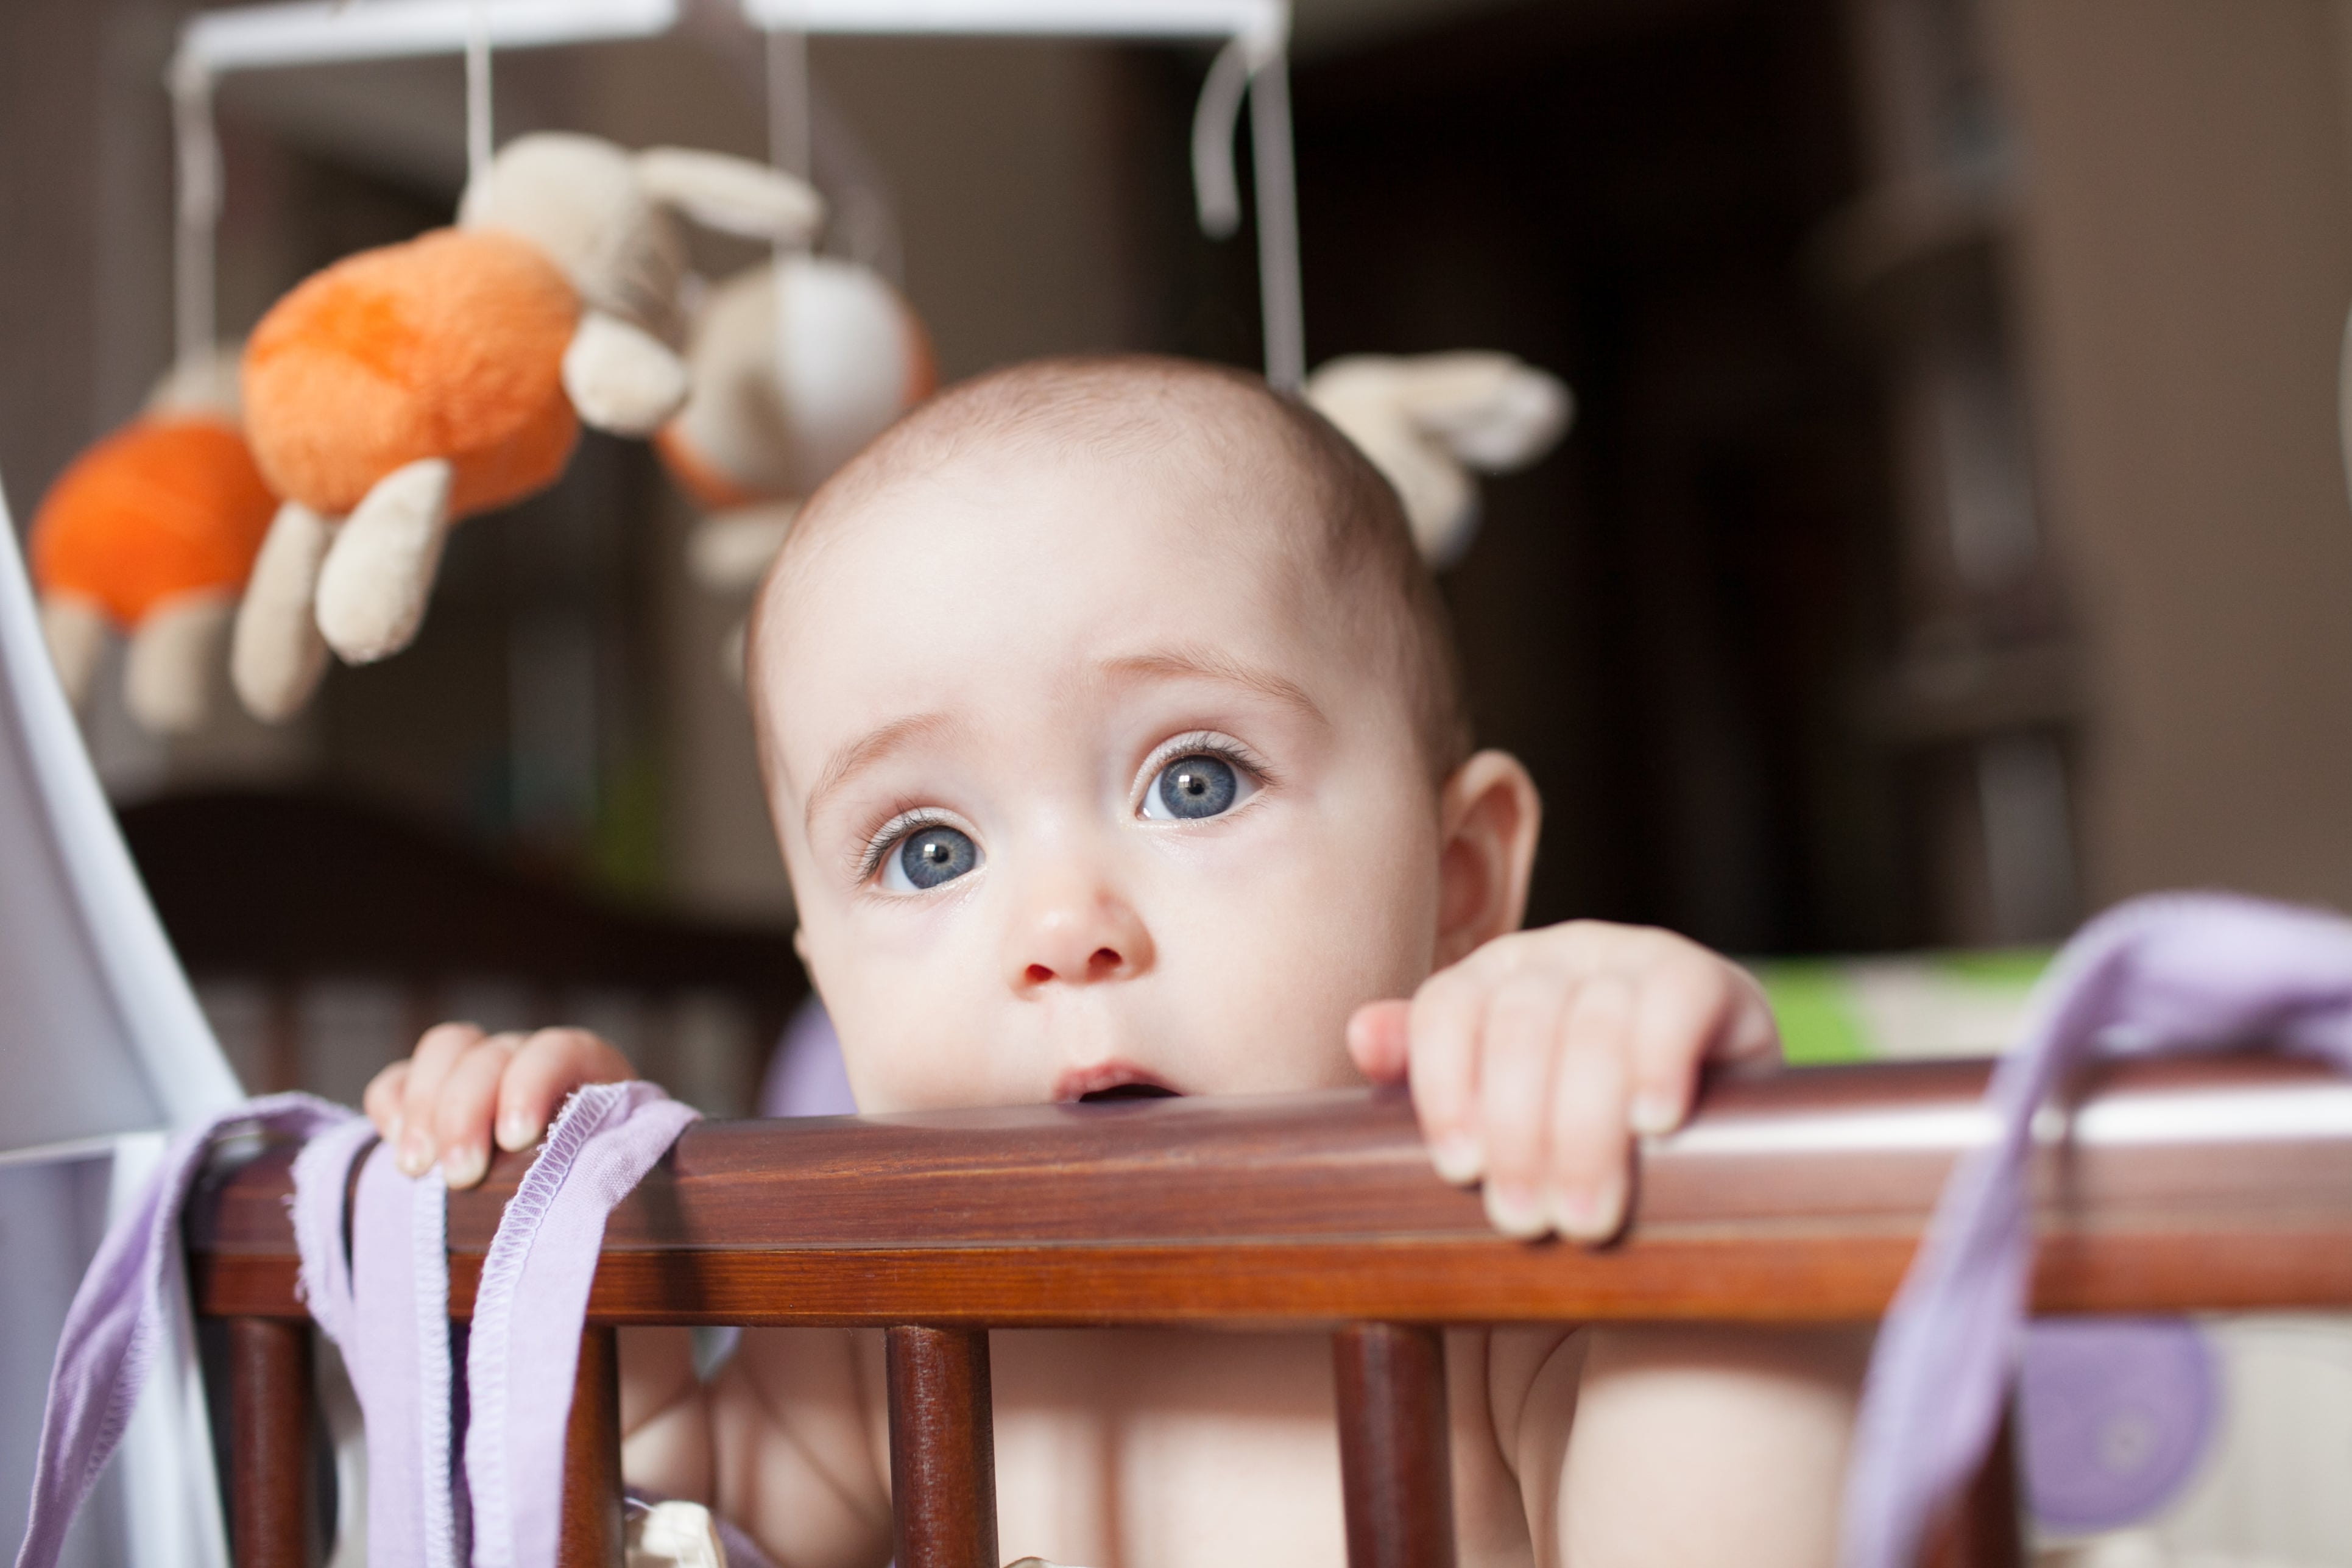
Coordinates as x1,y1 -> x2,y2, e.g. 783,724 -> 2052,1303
30,0 -> 1570,733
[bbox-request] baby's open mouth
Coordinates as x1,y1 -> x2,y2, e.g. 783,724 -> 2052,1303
1061,1062 -> 1182,1102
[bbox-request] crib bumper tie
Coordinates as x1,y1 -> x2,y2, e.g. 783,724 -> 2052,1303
1840,891 -> 2352,1568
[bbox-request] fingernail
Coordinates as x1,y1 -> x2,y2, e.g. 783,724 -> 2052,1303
398,1132 -> 432,1177
440,1143 -> 487,1188
496,1113 -> 539,1152
1629,1092 -> 1681,1137
1430,1134 -> 1485,1186
1483,1181 -> 1549,1240
1552,1172 -> 1628,1244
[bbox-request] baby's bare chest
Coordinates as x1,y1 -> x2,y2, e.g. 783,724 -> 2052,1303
927,1330 -> 1527,1568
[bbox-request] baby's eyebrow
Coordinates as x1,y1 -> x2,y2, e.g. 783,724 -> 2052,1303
803,710 -> 960,834
1098,647 -> 1324,721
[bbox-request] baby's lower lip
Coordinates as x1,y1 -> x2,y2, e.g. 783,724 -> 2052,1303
1078,1083 -> 1181,1102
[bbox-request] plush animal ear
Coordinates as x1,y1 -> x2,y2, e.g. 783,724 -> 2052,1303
1307,353 -> 1573,570
1360,352 -> 1572,473
634,149 -> 825,244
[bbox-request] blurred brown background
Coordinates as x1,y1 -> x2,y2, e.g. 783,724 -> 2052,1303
7,0 -> 2351,1100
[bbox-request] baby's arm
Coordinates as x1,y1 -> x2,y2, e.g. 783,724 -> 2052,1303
1492,1324 -> 1864,1567
1353,923 -> 1861,1563
362,1026 -> 894,1568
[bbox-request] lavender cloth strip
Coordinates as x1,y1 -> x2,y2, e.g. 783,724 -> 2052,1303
346,1146 -> 467,1568
13,1093 -> 357,1568
1839,891 -> 2352,1568
465,1082 -> 699,1568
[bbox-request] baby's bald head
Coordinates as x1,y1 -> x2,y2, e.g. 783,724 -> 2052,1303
757,353 -> 1470,776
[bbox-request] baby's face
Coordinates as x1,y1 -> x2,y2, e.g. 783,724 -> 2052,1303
757,440 -> 1447,1113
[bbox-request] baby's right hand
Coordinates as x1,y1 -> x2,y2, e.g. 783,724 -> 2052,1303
362,1023 -> 635,1190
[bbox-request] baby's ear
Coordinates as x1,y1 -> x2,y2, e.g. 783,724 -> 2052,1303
1433,750 -> 1542,966
634,149 -> 825,245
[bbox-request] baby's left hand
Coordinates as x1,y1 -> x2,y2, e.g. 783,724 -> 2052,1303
1346,920 -> 1779,1241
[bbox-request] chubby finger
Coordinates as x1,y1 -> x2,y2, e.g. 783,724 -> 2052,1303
1625,956 -> 1784,1136
494,1028 -> 636,1153
1477,975 -> 1569,1238
433,1033 -> 523,1188
1718,968 -> 1782,1063
1346,1000 -> 1412,1083
398,1022 -> 489,1175
1624,951 -> 1737,1136
1407,967 -> 1489,1185
362,1059 -> 410,1141
1548,976 -> 1635,1242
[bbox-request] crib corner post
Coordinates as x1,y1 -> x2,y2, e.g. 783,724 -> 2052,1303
885,1326 -> 998,1568
1333,1323 -> 1457,1568
560,1325 -> 627,1568
228,1316 -> 314,1568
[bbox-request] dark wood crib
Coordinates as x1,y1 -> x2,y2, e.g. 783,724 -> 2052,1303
182,1051 -> 2352,1568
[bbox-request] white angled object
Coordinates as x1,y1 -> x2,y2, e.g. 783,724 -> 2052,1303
0,473 -> 242,1568
741,0 -> 1282,42
175,0 -> 679,75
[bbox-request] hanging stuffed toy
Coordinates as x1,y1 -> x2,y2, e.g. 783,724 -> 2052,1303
32,347 -> 277,735
231,132 -> 823,721
656,252 -> 935,663
1305,351 -> 1573,568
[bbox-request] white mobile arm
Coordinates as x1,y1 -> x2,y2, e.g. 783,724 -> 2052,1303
168,0 -> 1304,388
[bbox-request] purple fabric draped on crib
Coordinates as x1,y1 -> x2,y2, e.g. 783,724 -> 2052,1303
1840,892 -> 2352,1568
12,1083 -> 697,1568
13,1094 -> 355,1568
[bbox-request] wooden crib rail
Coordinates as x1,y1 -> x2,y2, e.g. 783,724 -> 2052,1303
180,1052 -> 2352,1568
190,1053 -> 2352,1326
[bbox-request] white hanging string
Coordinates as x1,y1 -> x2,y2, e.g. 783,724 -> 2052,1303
763,22 -> 818,422
766,26 -> 813,182
1248,48 -> 1305,392
1190,37 -> 1252,239
1187,32 -> 1305,390
169,58 -> 221,375
465,0 -> 494,184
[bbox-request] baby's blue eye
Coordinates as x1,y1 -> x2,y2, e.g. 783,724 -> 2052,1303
884,825 -> 980,892
1148,754 -> 1243,820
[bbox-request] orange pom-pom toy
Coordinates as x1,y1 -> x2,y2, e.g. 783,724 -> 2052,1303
243,228 -> 581,520
32,352 -> 277,733
231,132 -> 824,721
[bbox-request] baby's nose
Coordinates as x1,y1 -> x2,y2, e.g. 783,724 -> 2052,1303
1008,880 -> 1154,990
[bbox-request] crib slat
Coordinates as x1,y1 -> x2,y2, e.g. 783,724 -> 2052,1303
886,1326 -> 998,1568
228,1316 -> 313,1568
1924,1409 -> 2024,1568
560,1326 -> 626,1568
1334,1324 -> 1456,1568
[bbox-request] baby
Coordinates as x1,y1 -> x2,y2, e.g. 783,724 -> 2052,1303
370,356 -> 1862,1567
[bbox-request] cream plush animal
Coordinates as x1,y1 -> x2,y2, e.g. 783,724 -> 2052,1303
232,133 -> 824,721
659,253 -> 935,606
32,348 -> 276,735
1304,351 -> 1573,567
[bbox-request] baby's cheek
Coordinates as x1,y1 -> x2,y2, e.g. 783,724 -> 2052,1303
1173,839 -> 1435,1093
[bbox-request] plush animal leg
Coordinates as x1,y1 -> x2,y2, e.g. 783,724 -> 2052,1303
316,457 -> 454,664
687,502 -> 800,593
38,595 -> 108,708
233,501 -> 336,721
563,312 -> 691,437
124,590 -> 234,735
